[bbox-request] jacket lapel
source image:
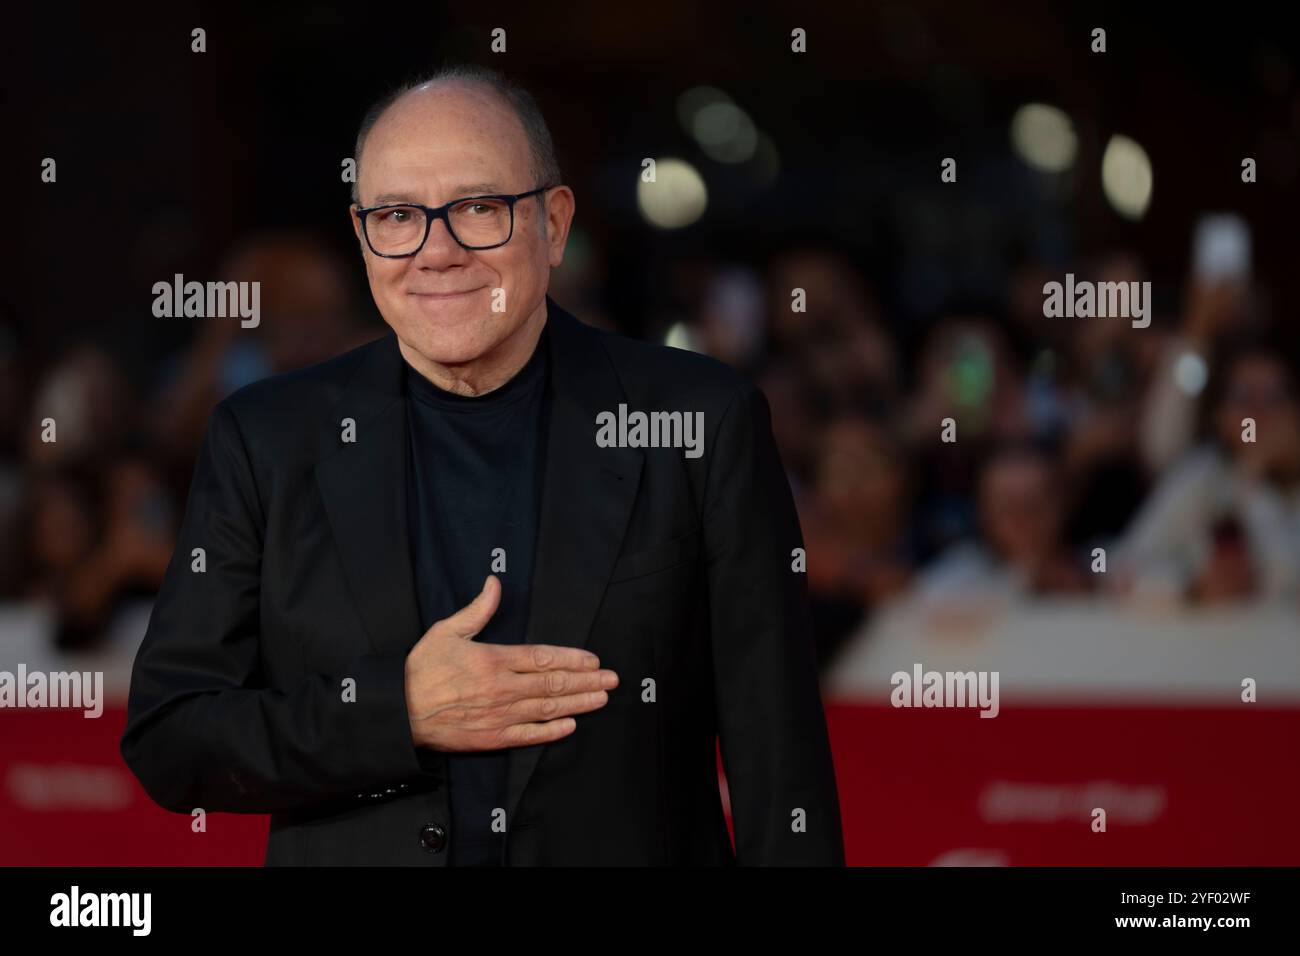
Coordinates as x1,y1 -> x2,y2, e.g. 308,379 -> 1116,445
504,297 -> 643,842
314,331 -> 424,661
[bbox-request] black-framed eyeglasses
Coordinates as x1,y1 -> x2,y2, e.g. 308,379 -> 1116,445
353,185 -> 557,256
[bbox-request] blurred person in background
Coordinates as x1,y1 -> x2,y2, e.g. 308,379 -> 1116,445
755,359 -> 825,497
765,245 -> 898,412
1058,252 -> 1158,551
1004,255 -> 1068,365
49,451 -> 177,648
1116,337 -> 1300,604
148,230 -> 372,483
18,346 -> 177,647
1139,214 -> 1263,476
694,264 -> 767,372
903,314 -> 1030,558
24,347 -> 133,472
20,469 -> 98,608
915,441 -> 1092,607
800,414 -> 919,667
543,224 -> 612,330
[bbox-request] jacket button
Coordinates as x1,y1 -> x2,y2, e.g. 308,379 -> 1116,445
419,823 -> 448,853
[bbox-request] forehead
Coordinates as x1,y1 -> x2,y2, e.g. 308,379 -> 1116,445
359,82 -> 533,199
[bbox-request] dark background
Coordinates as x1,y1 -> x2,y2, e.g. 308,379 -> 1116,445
10,1 -> 1299,363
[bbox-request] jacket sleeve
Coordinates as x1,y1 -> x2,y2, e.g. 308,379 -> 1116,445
120,400 -> 428,814
702,381 -> 846,865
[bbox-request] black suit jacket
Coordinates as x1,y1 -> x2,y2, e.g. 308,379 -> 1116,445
120,295 -> 845,866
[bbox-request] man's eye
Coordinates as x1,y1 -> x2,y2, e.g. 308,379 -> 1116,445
465,203 -> 491,215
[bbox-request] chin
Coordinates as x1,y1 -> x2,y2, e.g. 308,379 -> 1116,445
400,312 -> 507,366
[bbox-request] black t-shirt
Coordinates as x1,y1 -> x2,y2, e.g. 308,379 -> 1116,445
403,325 -> 550,866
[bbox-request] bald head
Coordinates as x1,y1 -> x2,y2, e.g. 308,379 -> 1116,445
351,65 -> 561,205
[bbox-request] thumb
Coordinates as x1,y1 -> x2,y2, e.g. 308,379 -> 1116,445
439,574 -> 502,640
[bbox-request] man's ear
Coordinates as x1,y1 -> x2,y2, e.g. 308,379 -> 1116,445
348,205 -> 366,250
545,187 -> 575,268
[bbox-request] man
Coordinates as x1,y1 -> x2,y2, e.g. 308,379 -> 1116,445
120,64 -> 844,866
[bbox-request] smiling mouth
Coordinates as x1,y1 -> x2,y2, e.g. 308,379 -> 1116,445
409,288 -> 484,300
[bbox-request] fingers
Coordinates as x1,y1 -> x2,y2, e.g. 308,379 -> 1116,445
440,575 -> 502,640
498,717 -> 578,747
502,667 -> 619,700
501,642 -> 602,673
443,683 -> 616,751
508,689 -> 612,724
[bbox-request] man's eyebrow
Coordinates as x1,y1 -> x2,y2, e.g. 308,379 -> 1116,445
364,183 -> 507,206
368,191 -> 423,205
449,182 -> 505,196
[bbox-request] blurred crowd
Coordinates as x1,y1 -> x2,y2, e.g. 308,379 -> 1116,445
680,237 -> 1300,666
2,227 -> 1297,669
0,233 -> 378,648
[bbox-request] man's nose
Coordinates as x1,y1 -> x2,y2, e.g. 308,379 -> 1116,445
413,215 -> 470,265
